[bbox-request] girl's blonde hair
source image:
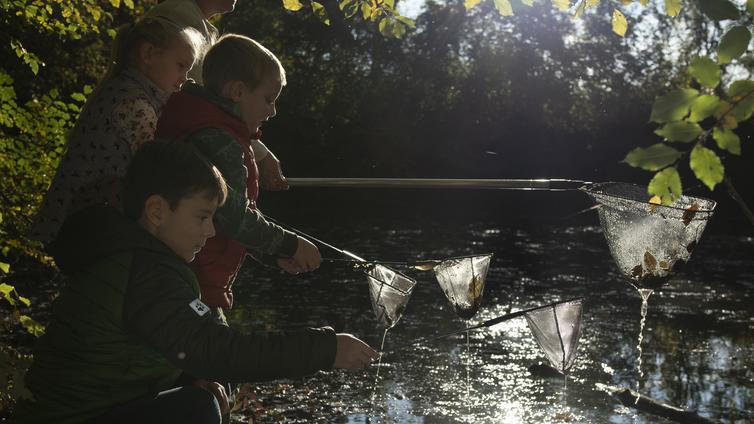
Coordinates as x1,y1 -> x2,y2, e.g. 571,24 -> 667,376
202,34 -> 286,95
107,17 -> 205,82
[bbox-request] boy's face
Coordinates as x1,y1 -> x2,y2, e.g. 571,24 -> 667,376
153,193 -> 218,262
142,39 -> 195,93
236,74 -> 282,134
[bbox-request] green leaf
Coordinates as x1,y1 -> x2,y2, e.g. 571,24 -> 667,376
19,315 -> 45,337
727,80 -> 754,120
624,143 -> 683,171
282,0 -> 304,11
688,56 -> 720,88
654,121 -> 703,142
0,283 -> 16,306
748,0 -> 754,14
465,0 -> 484,8
650,88 -> 699,123
71,92 -> 86,102
340,0 -> 359,18
690,145 -> 724,190
665,0 -> 682,17
123,0 -> 134,9
689,95 -> 720,121
648,167 -> 683,205
311,1 -> 330,25
712,127 -> 741,155
494,0 -> 514,16
718,26 -> 750,64
0,261 -> 9,273
612,10 -> 627,37
697,0 -> 739,21
521,0 -> 534,6
109,0 -> 120,7
18,296 -> 31,307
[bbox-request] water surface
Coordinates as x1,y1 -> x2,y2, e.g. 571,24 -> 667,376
228,220 -> 753,423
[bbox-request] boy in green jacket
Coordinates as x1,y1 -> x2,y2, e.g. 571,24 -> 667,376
16,142 -> 378,424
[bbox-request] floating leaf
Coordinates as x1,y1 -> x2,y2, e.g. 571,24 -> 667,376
465,0 -> 484,8
689,95 -> 720,122
19,315 -> 45,337
522,0 -> 535,6
712,127 -> 741,155
654,121 -> 703,142
612,10 -> 628,37
624,143 -> 682,171
648,167 -> 682,205
665,0 -> 682,16
494,0 -> 514,16
650,88 -> 698,123
644,251 -> 657,270
0,261 -> 9,274
683,202 -> 700,226
690,145 -> 724,190
282,0 -> 304,11
718,26 -> 751,64
311,1 -> 330,25
688,57 -> 720,88
659,260 -> 670,269
697,0 -> 740,21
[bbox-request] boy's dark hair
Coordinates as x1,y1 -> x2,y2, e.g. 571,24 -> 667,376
123,141 -> 228,220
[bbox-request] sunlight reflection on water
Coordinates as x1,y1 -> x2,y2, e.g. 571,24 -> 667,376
230,222 -> 753,423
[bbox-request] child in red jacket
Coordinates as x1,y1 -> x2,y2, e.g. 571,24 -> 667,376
156,34 -> 320,312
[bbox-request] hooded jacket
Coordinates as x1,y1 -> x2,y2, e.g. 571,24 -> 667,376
16,206 -> 336,424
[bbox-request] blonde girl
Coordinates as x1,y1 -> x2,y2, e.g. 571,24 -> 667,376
31,18 -> 203,245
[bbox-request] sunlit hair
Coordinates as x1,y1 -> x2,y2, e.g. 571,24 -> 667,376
107,17 -> 204,81
123,141 -> 228,220
202,34 -> 286,95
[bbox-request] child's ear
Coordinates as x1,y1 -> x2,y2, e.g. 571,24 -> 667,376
143,194 -> 168,227
223,81 -> 246,102
138,42 -> 158,66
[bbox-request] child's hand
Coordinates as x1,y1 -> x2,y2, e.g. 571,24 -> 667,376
333,333 -> 379,371
277,257 -> 303,274
292,236 -> 321,272
258,153 -> 289,191
193,379 -> 229,415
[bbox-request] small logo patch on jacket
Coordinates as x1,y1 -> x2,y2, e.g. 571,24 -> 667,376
189,299 -> 209,316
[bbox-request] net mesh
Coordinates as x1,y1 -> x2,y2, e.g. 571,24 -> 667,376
434,254 -> 493,320
525,298 -> 583,374
583,183 -> 716,290
366,264 -> 417,329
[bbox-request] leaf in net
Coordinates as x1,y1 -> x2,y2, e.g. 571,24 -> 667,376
433,254 -> 493,320
365,264 -> 417,329
583,183 -> 716,290
525,299 -> 583,374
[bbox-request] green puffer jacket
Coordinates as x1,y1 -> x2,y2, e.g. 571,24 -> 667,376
16,206 -> 336,423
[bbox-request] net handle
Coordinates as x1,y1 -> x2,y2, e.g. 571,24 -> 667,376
288,178 -> 590,191
263,214 -> 367,262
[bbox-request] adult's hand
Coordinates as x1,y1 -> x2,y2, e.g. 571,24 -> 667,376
257,152 -> 289,191
194,379 -> 229,415
333,333 -> 379,370
292,236 -> 321,272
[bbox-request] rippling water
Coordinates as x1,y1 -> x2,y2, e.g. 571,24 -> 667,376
228,220 -> 754,423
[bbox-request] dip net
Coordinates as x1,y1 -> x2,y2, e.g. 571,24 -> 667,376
525,298 -> 583,374
366,264 -> 417,329
583,183 -> 716,290
433,254 -> 493,320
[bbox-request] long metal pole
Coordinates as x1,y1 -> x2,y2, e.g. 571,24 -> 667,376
286,178 -> 588,191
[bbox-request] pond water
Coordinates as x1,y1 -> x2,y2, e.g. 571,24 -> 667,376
227,216 -> 754,423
